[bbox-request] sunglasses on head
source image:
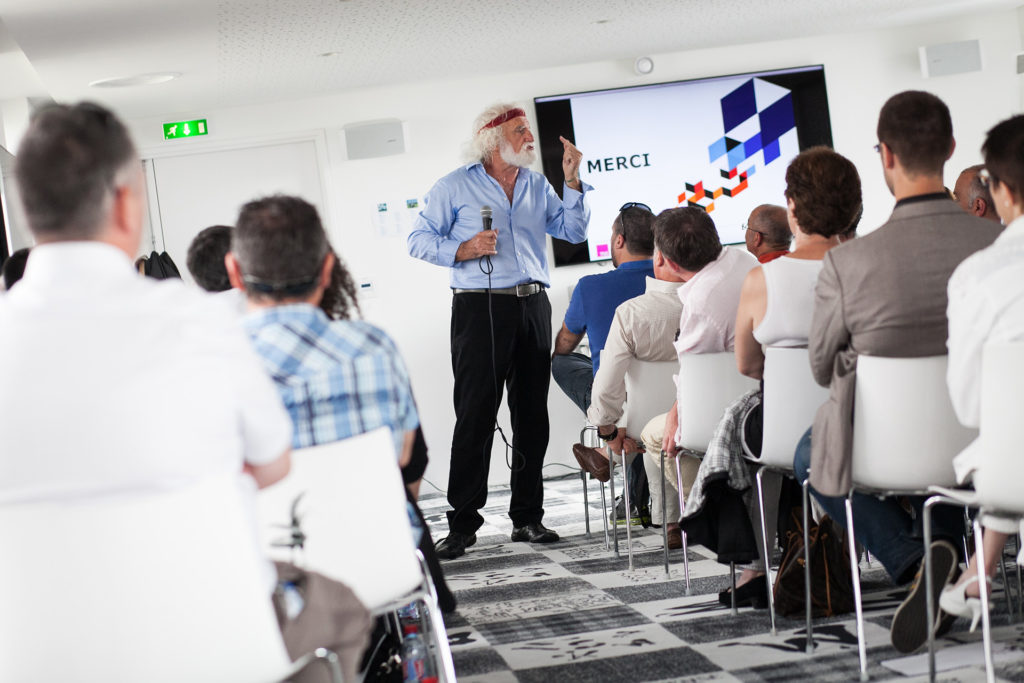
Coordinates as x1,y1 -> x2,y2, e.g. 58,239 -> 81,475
618,202 -> 652,213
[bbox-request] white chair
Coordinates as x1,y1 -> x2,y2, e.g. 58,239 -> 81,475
675,351 -> 760,602
256,427 -> 456,683
843,355 -> 976,681
742,346 -> 829,641
676,351 -> 760,452
611,359 -> 676,572
0,474 -> 339,683
922,342 -> 1024,683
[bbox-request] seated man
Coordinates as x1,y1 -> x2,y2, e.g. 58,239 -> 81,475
227,195 -> 419,464
186,224 -> 234,292
625,207 -> 757,548
554,203 -> 655,522
0,103 -> 370,683
573,242 -> 684,538
553,202 -> 655,412
792,91 -> 1002,653
742,204 -> 791,263
227,196 -> 455,620
952,164 -> 1002,224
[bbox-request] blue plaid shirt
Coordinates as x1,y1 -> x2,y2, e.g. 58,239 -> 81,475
243,304 -> 419,458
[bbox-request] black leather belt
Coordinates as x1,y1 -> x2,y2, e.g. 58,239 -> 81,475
453,282 -> 543,297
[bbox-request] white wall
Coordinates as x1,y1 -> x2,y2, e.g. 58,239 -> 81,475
129,9 -> 1021,494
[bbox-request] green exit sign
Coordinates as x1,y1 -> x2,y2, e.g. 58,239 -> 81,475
163,118 -> 208,140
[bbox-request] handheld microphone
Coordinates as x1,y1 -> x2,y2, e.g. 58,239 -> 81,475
480,205 -> 493,231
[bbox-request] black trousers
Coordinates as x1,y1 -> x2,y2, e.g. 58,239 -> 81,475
447,290 -> 551,535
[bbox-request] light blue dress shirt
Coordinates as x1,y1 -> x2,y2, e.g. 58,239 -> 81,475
407,161 -> 592,288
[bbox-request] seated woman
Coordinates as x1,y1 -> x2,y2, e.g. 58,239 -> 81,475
682,146 -> 862,606
911,114 -> 1024,634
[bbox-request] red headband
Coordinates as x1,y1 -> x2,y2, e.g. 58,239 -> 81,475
478,108 -> 526,133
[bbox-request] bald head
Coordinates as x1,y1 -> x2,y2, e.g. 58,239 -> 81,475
744,204 -> 790,258
954,165 -> 1000,222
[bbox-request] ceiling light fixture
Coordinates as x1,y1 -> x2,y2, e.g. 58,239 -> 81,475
634,56 -> 654,76
89,72 -> 182,88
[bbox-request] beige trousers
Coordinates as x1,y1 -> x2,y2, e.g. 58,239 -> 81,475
640,412 -> 701,526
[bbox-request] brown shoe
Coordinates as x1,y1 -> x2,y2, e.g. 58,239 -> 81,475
572,443 -> 610,482
666,524 -> 682,550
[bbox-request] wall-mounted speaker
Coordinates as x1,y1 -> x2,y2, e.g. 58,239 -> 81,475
919,39 -> 982,79
343,119 -> 405,160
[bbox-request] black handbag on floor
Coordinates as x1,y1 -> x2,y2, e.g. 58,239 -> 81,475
773,510 -> 855,618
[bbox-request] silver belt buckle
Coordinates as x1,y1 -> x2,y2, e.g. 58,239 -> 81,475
515,283 -> 534,297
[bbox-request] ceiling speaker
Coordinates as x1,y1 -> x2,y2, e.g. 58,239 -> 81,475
918,39 -> 982,78
343,119 -> 405,160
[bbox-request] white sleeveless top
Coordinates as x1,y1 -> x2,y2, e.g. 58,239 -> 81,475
753,256 -> 824,347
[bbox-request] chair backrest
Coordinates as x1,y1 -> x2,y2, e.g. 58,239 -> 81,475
0,474 -> 291,683
973,342 -> 1024,513
623,359 -> 677,439
851,355 -> 976,491
256,427 -> 421,610
676,352 -> 760,452
756,347 -> 829,469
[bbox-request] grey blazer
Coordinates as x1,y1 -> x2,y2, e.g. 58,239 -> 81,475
808,197 -> 1002,496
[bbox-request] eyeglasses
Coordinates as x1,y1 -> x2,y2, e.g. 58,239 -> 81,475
743,222 -> 767,236
979,168 -> 992,188
619,202 -> 652,213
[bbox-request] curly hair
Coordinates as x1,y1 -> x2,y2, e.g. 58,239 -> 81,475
319,251 -> 361,320
466,102 -> 523,161
784,146 -> 862,238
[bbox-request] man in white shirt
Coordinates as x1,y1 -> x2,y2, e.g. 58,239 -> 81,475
594,207 -> 755,547
0,102 -> 369,681
576,248 -> 683,533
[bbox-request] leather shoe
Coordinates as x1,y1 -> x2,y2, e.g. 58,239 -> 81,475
434,531 -> 476,560
573,443 -> 610,482
665,524 -> 682,550
718,574 -> 768,609
511,522 -> 560,543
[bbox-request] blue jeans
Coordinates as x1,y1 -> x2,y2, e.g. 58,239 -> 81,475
793,427 -> 963,584
552,352 -> 592,414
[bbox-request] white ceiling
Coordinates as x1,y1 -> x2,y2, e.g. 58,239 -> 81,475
0,0 -> 1018,119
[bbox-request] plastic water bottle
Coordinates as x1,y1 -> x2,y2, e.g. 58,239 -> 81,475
401,624 -> 427,682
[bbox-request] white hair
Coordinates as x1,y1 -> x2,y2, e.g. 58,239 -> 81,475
464,102 -> 525,162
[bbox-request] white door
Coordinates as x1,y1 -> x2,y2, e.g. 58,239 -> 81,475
146,139 -> 325,284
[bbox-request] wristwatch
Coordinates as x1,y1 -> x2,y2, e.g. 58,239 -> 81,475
597,427 -> 617,441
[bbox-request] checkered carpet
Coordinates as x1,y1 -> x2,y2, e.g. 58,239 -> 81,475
418,471 -> 1024,682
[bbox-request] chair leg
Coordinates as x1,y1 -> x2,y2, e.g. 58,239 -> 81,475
999,553 -> 1013,624
609,458 -> 619,558
845,492 -> 869,681
1015,534 -> 1023,622
581,469 -> 591,538
924,495 -> 938,683
975,519 -> 995,683
755,467 -> 777,636
802,479 -> 814,654
661,450 -> 669,577
622,451 -> 634,571
730,561 -> 738,615
600,480 -> 609,550
415,551 -> 457,683
675,455 -> 691,594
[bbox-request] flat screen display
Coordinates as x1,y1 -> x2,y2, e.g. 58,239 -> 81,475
535,65 -> 833,266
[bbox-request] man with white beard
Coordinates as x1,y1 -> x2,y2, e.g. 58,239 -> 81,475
408,102 -> 590,559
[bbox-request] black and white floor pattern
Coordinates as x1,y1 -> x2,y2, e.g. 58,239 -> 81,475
418,473 -> 1024,682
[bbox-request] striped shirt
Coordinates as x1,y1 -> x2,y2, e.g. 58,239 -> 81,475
243,304 -> 419,458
